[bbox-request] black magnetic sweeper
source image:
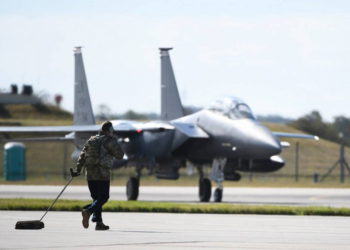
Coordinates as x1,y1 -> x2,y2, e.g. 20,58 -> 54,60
15,170 -> 75,230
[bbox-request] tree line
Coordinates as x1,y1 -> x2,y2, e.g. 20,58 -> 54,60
291,111 -> 350,146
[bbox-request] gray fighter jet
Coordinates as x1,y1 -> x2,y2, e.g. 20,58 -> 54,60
0,47 -> 318,202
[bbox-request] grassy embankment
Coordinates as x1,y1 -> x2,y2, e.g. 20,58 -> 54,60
1,198 -> 350,216
0,104 -> 349,187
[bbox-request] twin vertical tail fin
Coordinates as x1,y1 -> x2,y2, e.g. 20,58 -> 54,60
72,47 -> 96,151
74,47 -> 95,126
74,47 -> 183,123
160,48 -> 184,121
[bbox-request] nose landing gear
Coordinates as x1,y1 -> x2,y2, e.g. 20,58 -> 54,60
213,188 -> 223,202
211,157 -> 227,203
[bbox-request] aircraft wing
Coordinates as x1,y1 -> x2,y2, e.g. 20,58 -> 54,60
273,131 -> 319,140
1,136 -> 75,142
0,125 -> 100,133
0,120 -> 175,134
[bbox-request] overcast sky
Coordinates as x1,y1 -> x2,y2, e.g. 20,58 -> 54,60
0,0 -> 349,121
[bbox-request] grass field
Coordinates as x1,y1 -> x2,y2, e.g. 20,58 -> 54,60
0,106 -> 349,187
1,198 -> 350,216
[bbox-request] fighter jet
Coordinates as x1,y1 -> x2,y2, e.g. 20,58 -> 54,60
0,47 -> 318,202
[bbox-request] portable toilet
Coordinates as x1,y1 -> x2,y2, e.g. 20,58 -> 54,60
4,142 -> 26,181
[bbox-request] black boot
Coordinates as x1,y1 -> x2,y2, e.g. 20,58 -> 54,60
95,222 -> 109,231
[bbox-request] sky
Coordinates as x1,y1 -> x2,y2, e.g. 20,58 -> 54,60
0,0 -> 349,121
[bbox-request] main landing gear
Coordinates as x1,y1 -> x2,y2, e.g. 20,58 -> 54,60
126,167 -> 143,200
127,167 -> 142,201
126,177 -> 139,200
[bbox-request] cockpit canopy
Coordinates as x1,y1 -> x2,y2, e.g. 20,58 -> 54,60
207,96 -> 256,120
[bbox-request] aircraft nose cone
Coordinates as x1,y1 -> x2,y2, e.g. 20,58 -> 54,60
257,134 -> 281,157
237,121 -> 282,158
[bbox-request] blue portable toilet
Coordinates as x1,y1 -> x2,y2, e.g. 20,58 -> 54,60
4,142 -> 26,181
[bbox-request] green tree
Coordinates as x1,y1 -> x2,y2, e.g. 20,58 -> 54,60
292,111 -> 327,135
292,111 -> 348,146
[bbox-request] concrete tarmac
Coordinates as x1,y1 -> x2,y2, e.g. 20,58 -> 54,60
1,185 -> 350,207
1,211 -> 350,249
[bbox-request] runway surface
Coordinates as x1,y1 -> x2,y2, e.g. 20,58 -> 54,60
1,185 -> 350,207
1,211 -> 350,249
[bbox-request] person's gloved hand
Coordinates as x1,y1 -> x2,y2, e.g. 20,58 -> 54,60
70,168 -> 80,177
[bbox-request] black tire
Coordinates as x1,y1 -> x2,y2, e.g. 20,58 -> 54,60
214,188 -> 223,202
126,177 -> 139,200
199,178 -> 211,202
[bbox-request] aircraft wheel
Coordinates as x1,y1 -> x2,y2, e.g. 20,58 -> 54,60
199,178 -> 211,202
126,177 -> 139,201
214,188 -> 223,202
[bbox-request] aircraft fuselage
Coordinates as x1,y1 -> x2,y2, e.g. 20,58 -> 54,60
120,108 -> 284,173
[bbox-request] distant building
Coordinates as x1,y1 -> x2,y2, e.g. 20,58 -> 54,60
0,84 -> 40,105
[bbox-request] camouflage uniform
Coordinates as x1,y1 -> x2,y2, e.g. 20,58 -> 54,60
76,132 -> 124,225
76,134 -> 124,180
